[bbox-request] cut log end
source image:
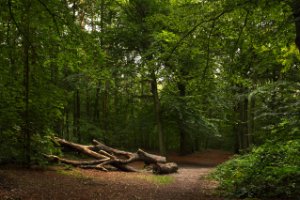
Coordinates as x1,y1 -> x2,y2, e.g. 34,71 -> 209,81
153,162 -> 178,174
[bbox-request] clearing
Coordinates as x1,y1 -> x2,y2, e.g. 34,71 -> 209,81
0,150 -> 232,200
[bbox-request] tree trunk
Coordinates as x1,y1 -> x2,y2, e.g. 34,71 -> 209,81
292,0 -> 300,51
242,97 -> 249,149
86,89 -> 90,120
102,80 -> 110,141
73,90 -> 81,142
234,94 -> 249,153
22,0 -> 31,166
76,89 -> 81,143
73,92 -> 76,139
100,0 -> 104,47
150,71 -> 166,155
64,106 -> 70,140
177,81 -> 193,155
94,82 -> 100,122
247,93 -> 255,147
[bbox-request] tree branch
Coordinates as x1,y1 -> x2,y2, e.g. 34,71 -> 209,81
165,1 -> 254,62
36,0 -> 61,36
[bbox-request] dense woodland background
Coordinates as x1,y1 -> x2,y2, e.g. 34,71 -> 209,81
0,0 -> 300,198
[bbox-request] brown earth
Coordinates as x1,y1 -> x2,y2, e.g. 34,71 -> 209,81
0,150 -> 233,200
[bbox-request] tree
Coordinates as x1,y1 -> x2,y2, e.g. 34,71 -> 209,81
290,0 -> 300,51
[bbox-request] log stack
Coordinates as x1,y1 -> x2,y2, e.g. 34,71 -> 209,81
44,137 -> 178,174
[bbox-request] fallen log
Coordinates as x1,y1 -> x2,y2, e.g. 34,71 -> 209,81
153,162 -> 178,174
53,137 -> 108,160
45,137 -> 178,174
91,139 -> 132,158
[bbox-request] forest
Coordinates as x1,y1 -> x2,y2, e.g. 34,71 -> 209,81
0,0 -> 299,199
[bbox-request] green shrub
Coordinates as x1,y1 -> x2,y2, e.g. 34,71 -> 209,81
0,129 -> 22,164
0,129 -> 61,166
30,132 -> 62,166
212,140 -> 300,199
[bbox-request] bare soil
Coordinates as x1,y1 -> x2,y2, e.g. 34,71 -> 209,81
0,150 -> 233,200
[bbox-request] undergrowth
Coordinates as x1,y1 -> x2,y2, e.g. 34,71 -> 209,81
212,140 -> 300,199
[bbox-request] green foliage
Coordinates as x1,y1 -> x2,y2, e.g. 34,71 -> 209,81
0,130 -> 22,164
162,91 -> 219,150
212,140 -> 300,199
30,133 -> 62,166
0,130 -> 61,166
252,81 -> 300,143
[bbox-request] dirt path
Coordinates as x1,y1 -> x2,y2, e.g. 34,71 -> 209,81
0,150 -> 232,200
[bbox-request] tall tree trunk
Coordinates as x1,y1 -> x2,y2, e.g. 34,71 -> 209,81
234,94 -> 249,153
76,89 -> 81,143
102,81 -> 110,142
94,82 -> 100,122
99,0 -> 110,141
150,71 -> 166,155
73,92 -> 76,139
100,0 -> 104,47
73,90 -> 80,142
7,19 -> 17,79
86,89 -> 90,120
177,81 -> 193,155
247,93 -> 255,147
233,115 -> 240,153
22,0 -> 31,166
64,106 -> 70,140
292,0 -> 300,51
242,97 -> 249,149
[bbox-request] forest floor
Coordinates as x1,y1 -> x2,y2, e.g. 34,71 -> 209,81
0,150 -> 233,200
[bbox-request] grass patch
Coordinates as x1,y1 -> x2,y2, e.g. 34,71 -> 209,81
138,174 -> 174,185
56,167 -> 84,178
